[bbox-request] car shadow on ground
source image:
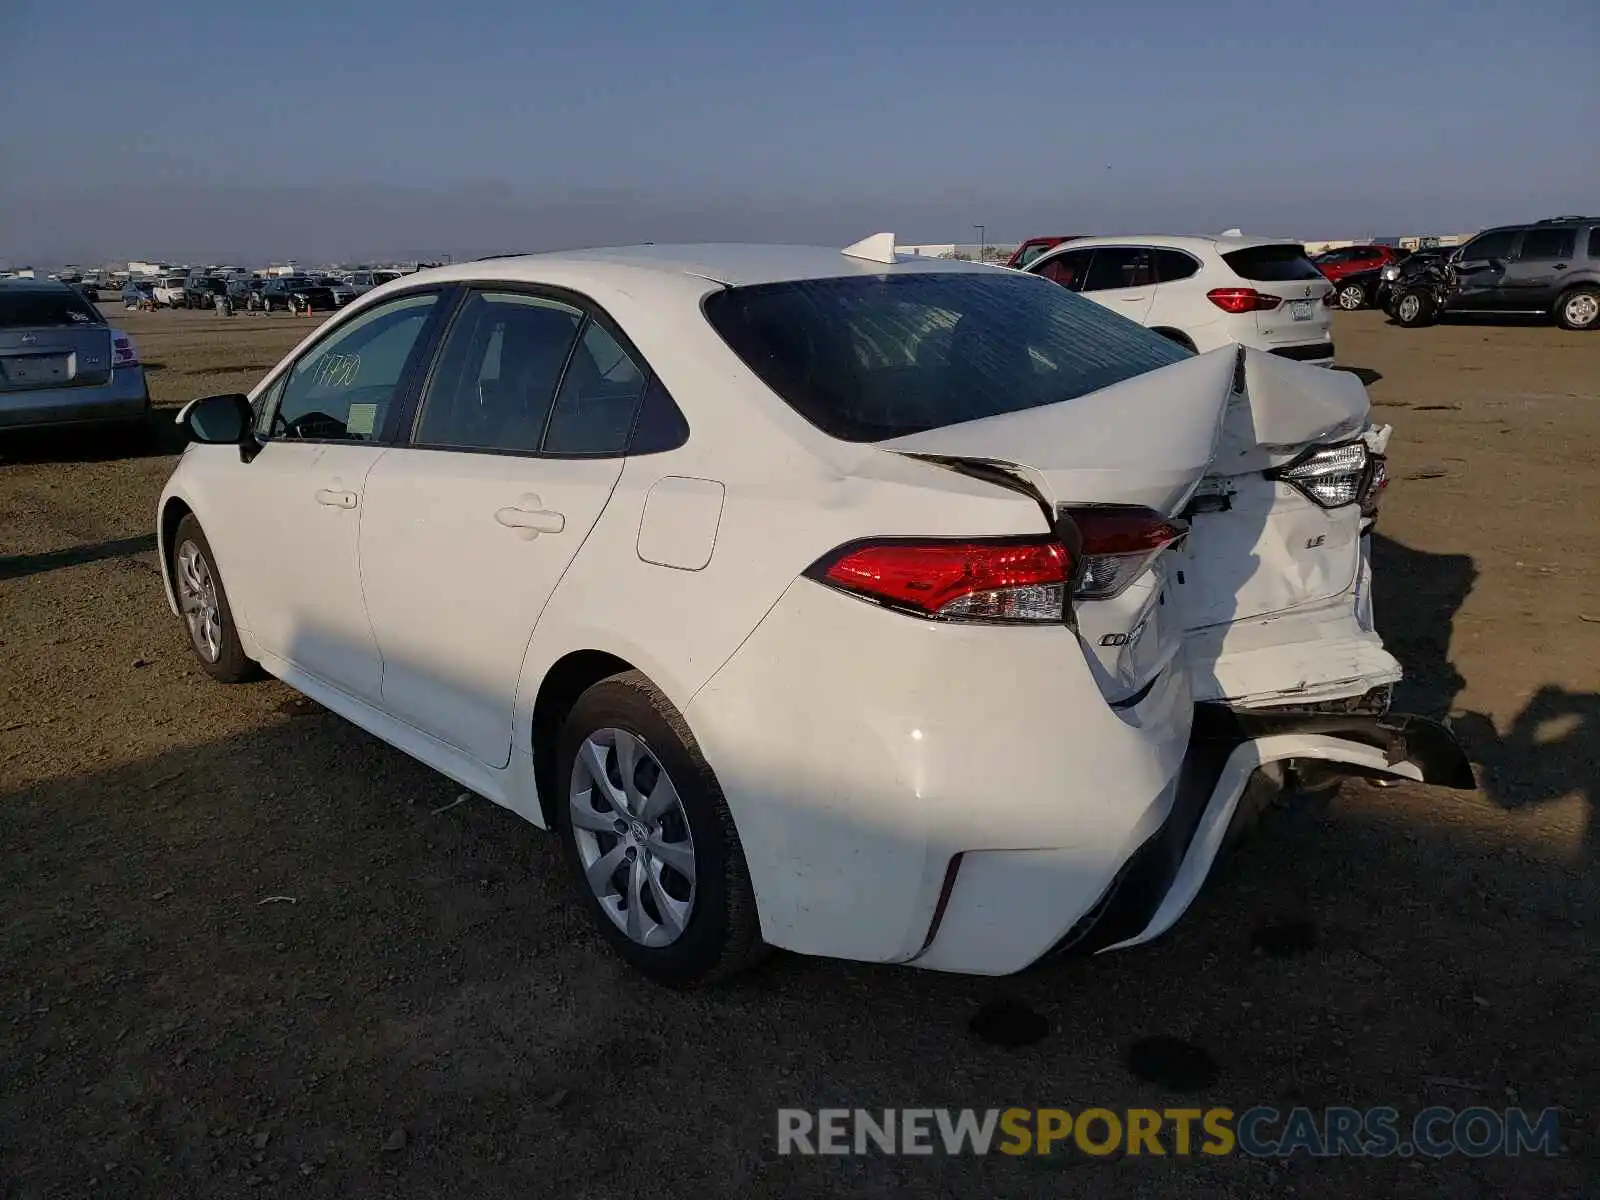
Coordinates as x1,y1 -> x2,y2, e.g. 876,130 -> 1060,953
1372,531 -> 1596,855
1330,365 -> 1382,387
0,533 -> 158,582
0,695 -> 1592,1198
0,415 -> 187,465
1382,313 -> 1555,330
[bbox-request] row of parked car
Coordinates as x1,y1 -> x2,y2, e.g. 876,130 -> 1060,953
1004,215 -> 1600,340
1312,216 -> 1600,331
118,269 -> 408,314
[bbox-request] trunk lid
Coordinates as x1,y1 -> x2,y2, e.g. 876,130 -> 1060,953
882,350 -> 1237,705
881,345 -> 1395,709
879,348 -> 1238,513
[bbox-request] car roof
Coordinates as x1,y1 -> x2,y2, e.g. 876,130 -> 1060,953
1034,233 -> 1306,255
404,243 -> 1000,290
1479,216 -> 1597,233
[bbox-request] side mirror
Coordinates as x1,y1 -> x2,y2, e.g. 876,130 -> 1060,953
178,393 -> 257,458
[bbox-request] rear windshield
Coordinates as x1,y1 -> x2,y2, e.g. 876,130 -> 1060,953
702,271 -> 1190,442
0,289 -> 104,328
1222,244 -> 1323,282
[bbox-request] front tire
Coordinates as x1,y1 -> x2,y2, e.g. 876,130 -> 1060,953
1555,285 -> 1600,331
1392,290 -> 1436,327
1337,281 -> 1367,311
171,514 -> 259,683
555,671 -> 765,987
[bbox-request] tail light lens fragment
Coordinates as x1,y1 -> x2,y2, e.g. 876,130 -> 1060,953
1061,506 -> 1188,600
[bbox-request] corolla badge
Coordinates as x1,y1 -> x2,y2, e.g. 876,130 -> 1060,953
19,333 -> 37,345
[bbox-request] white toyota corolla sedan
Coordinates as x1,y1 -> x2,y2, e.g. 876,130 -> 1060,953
158,236 -> 1470,985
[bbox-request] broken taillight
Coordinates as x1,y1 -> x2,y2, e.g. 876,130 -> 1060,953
1060,506 -> 1188,600
1270,442 -> 1373,509
807,537 -> 1072,623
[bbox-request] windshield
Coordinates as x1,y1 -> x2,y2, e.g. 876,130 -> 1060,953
702,271 -> 1190,442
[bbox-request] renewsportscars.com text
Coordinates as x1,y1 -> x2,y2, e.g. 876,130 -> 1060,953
777,1106 -> 1561,1159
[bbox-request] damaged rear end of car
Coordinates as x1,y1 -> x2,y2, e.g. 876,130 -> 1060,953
692,262 -> 1469,974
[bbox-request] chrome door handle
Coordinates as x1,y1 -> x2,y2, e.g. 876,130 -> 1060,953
1118,294 -> 1150,301
315,488 -> 357,509
495,506 -> 566,535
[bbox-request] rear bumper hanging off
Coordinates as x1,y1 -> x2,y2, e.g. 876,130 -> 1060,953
1046,703 -> 1473,960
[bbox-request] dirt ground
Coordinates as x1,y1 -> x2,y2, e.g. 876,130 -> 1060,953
2,306 -> 1596,1198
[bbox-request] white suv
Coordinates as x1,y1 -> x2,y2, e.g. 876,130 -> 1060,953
1026,234 -> 1335,364
159,241 -> 1466,985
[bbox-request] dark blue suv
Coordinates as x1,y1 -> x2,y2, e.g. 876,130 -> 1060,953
1447,217 -> 1600,330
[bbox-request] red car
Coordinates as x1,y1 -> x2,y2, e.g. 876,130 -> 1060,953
1005,235 -> 1087,270
1311,244 -> 1405,283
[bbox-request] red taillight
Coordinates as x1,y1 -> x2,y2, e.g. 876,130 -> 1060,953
111,334 -> 140,367
1061,507 -> 1187,600
808,537 -> 1071,623
1206,287 -> 1282,314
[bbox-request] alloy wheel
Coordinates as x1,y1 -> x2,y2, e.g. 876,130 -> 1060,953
1339,285 -> 1364,310
1564,293 -> 1598,329
1398,294 -> 1421,323
176,540 -> 223,662
569,727 -> 697,947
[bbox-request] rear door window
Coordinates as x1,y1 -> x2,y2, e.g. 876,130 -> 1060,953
703,271 -> 1189,443
1589,228 -> 1600,260
1081,247 -> 1156,292
1517,228 -> 1574,260
542,320 -> 650,455
1221,244 -> 1324,282
413,291 -> 583,453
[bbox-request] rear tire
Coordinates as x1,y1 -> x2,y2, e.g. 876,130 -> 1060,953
170,515 -> 259,683
1337,281 -> 1367,311
1153,328 -> 1196,352
555,670 -> 766,987
1555,285 -> 1600,331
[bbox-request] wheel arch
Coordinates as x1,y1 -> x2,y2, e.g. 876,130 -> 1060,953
157,495 -> 194,615
1553,277 -> 1600,318
1150,327 -> 1196,352
530,649 -> 638,827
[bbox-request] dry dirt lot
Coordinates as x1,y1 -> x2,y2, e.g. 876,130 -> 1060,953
2,307 -> 1596,1198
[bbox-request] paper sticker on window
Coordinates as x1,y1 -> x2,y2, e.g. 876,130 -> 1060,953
346,403 -> 379,437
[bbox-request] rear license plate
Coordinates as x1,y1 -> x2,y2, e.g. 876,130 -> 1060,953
1290,300 -> 1314,321
3,355 -> 69,384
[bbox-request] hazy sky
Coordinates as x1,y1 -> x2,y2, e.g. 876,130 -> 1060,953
2,0 -> 1595,263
